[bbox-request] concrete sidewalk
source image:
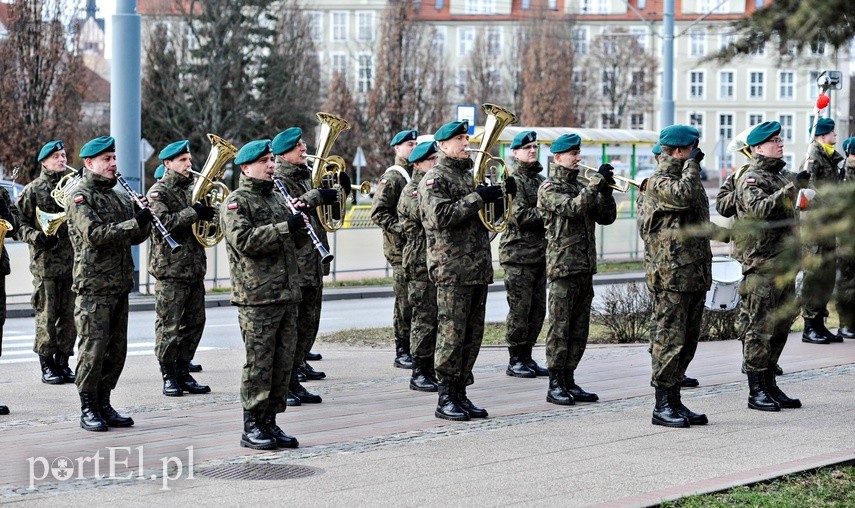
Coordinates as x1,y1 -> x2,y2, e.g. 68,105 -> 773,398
1,333 -> 853,506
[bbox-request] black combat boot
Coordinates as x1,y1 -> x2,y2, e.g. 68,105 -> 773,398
506,345 -> 536,378
39,355 -> 64,385
285,391 -> 301,407
289,373 -> 322,403
679,375 -> 699,388
301,361 -> 326,380
79,392 -> 108,432
177,362 -> 211,394
98,391 -> 134,427
393,337 -> 414,369
187,361 -> 203,372
296,369 -> 307,382
262,411 -> 299,449
409,357 -> 439,392
160,362 -> 183,397
764,370 -> 801,408
652,388 -> 689,428
305,351 -> 323,361
434,383 -> 469,421
747,370 -> 781,412
566,374 -> 599,402
802,318 -> 831,344
54,353 -> 76,383
775,364 -> 784,376
816,316 -> 842,342
838,325 -> 855,340
670,385 -> 708,425
522,345 -> 549,376
0,404 -> 8,415
546,369 -> 574,406
456,383 -> 488,419
240,410 -> 276,450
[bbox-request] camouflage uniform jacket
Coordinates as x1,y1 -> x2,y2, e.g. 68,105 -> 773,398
639,155 -> 712,292
146,170 -> 206,281
715,162 -> 751,219
804,142 -> 844,188
274,159 -> 325,287
0,185 -> 21,276
220,174 -> 302,306
65,171 -> 151,295
418,153 -> 492,286
846,159 -> 855,182
733,155 -> 797,274
15,168 -> 74,278
371,155 -> 411,266
397,170 -> 429,282
499,159 -> 546,266
537,163 -> 616,280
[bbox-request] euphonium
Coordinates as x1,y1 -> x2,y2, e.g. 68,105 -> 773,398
306,112 -> 351,232
469,103 -> 518,233
191,134 -> 237,247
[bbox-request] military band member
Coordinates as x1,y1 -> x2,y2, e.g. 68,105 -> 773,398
537,134 -> 616,406
639,125 -> 711,427
147,140 -> 214,397
0,182 -> 21,415
66,136 -> 152,431
271,127 -> 335,406
15,140 -> 77,384
837,137 -> 855,340
501,130 -> 548,378
220,139 -> 303,450
799,118 -> 844,344
372,129 -> 419,369
733,121 -> 808,412
397,141 -> 440,392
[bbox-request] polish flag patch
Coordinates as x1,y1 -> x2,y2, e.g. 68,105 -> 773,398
379,179 -> 387,186
542,182 -> 552,190
73,195 -> 84,204
746,178 -> 757,186
411,190 -> 418,197
149,192 -> 159,199
227,202 -> 238,210
426,179 -> 435,187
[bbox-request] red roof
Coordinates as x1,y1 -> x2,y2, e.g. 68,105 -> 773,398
137,0 -> 201,16
82,67 -> 110,103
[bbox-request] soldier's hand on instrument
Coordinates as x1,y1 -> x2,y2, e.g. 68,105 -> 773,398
338,172 -> 352,195
476,184 -> 504,203
689,147 -> 705,163
191,201 -> 216,221
597,164 -> 616,184
319,188 -> 338,205
291,197 -> 310,210
795,171 -> 811,189
134,207 -> 153,228
36,232 -> 58,250
286,213 -> 307,232
503,176 -> 518,197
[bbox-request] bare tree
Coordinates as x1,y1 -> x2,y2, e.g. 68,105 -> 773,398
465,27 -> 509,112
0,0 -> 86,182
321,71 -> 363,174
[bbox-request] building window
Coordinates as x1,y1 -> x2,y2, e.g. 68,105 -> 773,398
521,0 -> 530,8
573,27 -> 588,55
465,0 -> 495,14
431,26 -> 447,53
601,113 -> 617,128
689,70 -> 705,99
331,12 -> 348,42
486,27 -> 502,57
750,43 -> 765,56
719,30 -> 736,50
700,0 -> 726,14
548,0 -> 557,9
307,11 -> 322,42
719,114 -> 734,141
782,153 -> 794,168
435,0 -> 444,10
748,113 -> 764,126
458,27 -> 475,56
602,31 -> 617,56
718,70 -> 734,99
749,71 -> 765,99
630,113 -> 644,130
808,71 -> 820,99
357,53 -> 373,93
630,27 -> 647,51
778,114 -> 794,142
689,112 -> 704,139
810,37 -> 825,55
630,70 -> 646,96
356,12 -> 374,42
689,29 -> 706,57
331,53 -> 348,80
602,70 -> 614,95
779,71 -> 794,100
456,68 -> 468,96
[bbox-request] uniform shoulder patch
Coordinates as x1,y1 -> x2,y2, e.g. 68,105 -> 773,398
411,190 -> 418,197
227,201 -> 238,210
149,191 -> 159,199
379,179 -> 387,186
73,195 -> 84,204
425,178 -> 435,187
542,182 -> 552,190
745,177 -> 757,186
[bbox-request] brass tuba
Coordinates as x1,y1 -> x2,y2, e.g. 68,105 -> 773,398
191,133 -> 237,247
468,103 -> 518,233
306,112 -> 351,232
35,164 -> 83,236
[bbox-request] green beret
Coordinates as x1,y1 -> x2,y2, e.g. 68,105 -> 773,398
79,136 -> 116,158
153,163 -> 166,179
510,130 -> 537,150
235,139 -> 273,165
659,125 -> 699,148
551,134 -> 581,154
390,129 -> 418,147
408,141 -> 438,164
434,121 -> 468,142
842,137 -> 855,155
159,140 -> 190,161
651,143 -> 662,156
38,140 -> 64,162
272,127 -> 302,155
813,117 -> 835,136
746,121 -> 781,147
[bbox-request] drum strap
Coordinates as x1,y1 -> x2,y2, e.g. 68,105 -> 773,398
385,165 -> 411,184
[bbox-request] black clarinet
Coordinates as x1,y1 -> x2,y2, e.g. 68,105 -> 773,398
272,176 -> 334,264
115,173 -> 182,253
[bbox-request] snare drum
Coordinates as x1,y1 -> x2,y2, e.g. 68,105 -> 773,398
704,255 -> 743,311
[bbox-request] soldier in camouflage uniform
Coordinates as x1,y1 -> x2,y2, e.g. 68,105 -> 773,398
147,140 -> 215,397
0,183 -> 21,415
837,137 -> 855,339
220,139 -> 304,450
500,131 -> 549,379
639,125 -> 712,428
272,127 -> 337,406
15,140 -> 76,385
799,118 -> 844,344
537,134 -> 616,406
419,121 -> 507,421
733,121 -> 809,412
397,141 -> 440,392
372,129 -> 419,369
65,136 -> 152,432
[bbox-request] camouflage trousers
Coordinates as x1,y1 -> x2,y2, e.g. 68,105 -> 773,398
392,264 -> 413,343
154,279 -> 206,364
407,279 -> 437,360
0,275 -> 5,353
650,290 -> 705,389
800,244 -> 836,319
838,255 -> 855,327
74,293 -> 129,393
546,275 -> 593,376
292,285 -> 322,370
740,270 -> 797,372
31,276 -> 77,357
435,285 -> 487,386
503,262 -> 547,348
237,304 -> 298,415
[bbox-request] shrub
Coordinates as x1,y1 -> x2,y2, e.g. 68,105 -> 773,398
592,282 -> 653,343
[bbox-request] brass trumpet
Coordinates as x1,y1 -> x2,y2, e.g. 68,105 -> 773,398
577,164 -> 644,192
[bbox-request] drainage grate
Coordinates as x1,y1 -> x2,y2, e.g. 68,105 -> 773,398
196,463 -> 319,480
